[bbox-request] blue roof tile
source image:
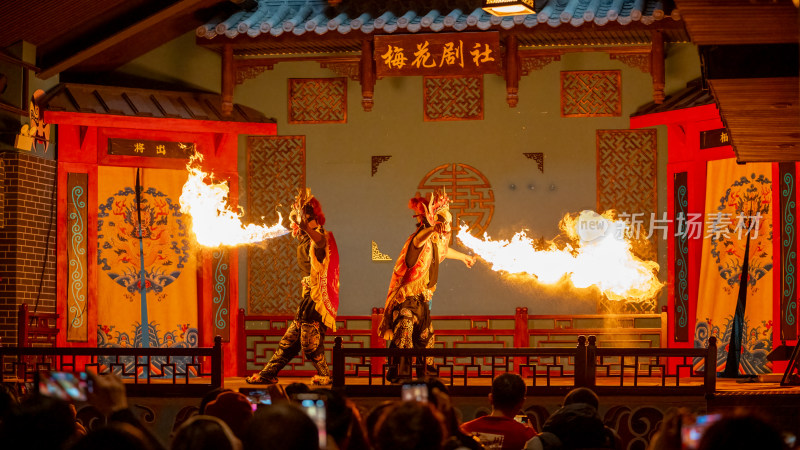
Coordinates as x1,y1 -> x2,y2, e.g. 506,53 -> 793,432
198,0 -> 677,41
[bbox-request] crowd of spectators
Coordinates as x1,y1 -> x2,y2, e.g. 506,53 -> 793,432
0,371 -> 794,450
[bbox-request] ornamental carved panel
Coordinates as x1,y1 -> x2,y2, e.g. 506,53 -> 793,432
596,129 -> 657,313
288,78 -> 347,124
247,136 -> 306,314
417,163 -> 494,237
561,70 -> 622,117
423,76 -> 483,122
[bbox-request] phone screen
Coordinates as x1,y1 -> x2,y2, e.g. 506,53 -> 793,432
238,388 -> 272,411
514,414 -> 529,424
401,383 -> 428,403
681,413 -> 722,450
37,371 -> 89,402
297,393 -> 327,450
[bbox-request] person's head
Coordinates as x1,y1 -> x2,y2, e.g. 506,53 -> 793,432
364,401 -> 395,447
289,188 -> 325,236
314,388 -> 369,450
543,403 -> 606,450
0,383 -> 19,421
199,387 -> 232,415
374,401 -> 446,450
408,191 -> 451,234
1,394 -> 78,450
71,422 -> 156,450
242,402 -> 319,450
171,415 -> 242,450
204,391 -> 253,440
562,387 -> 600,410
697,413 -> 786,450
285,382 -> 311,399
489,372 -> 527,416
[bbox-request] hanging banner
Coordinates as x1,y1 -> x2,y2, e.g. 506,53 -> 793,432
694,159 -> 774,375
96,167 -> 198,362
375,32 -> 500,77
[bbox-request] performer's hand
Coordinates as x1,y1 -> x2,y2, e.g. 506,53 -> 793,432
86,372 -> 128,416
463,254 -> 476,268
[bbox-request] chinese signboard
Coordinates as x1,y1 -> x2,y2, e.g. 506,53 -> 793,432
375,32 -> 500,77
108,139 -> 195,159
699,128 -> 730,149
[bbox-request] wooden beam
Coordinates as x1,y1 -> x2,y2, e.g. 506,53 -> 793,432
360,38 -> 375,112
505,34 -> 520,108
38,0 -> 212,80
651,30 -> 665,104
222,44 -> 234,118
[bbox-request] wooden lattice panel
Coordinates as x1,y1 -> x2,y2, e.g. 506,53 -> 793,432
246,136 -> 305,314
560,70 -> 622,117
288,78 -> 347,124
423,76 -> 484,122
596,129 -> 658,313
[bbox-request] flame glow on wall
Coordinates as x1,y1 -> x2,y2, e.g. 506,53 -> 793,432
457,210 -> 663,301
179,153 -> 289,247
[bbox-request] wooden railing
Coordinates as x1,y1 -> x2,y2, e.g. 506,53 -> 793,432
17,303 -> 59,348
331,335 -> 717,397
238,307 -> 667,377
0,336 -> 223,397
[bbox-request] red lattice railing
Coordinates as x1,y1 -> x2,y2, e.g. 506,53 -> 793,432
238,307 -> 667,377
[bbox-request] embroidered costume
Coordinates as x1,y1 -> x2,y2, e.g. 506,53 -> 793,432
247,189 -> 339,385
378,190 -> 475,382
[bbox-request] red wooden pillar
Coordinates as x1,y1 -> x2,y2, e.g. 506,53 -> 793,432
370,307 -> 386,375
221,44 -> 235,117
360,39 -> 376,112
650,31 -> 665,104
514,307 -> 529,375
504,34 -> 520,108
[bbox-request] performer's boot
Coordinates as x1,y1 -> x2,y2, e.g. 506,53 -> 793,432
246,321 -> 301,384
310,356 -> 332,386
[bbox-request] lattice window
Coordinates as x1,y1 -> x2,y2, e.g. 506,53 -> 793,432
246,136 -> 305,314
288,78 -> 347,124
596,129 -> 658,313
423,76 -> 483,122
561,70 -> 622,117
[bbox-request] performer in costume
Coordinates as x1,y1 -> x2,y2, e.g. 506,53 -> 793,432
378,190 -> 475,382
246,189 -> 340,385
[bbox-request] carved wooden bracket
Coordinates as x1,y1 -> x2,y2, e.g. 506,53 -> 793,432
520,51 -> 563,75
523,152 -> 544,173
319,60 -> 360,81
371,155 -> 392,176
236,61 -> 273,85
608,50 -> 651,74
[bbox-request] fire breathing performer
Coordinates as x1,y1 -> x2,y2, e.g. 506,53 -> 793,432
378,190 -> 476,382
246,189 -> 339,385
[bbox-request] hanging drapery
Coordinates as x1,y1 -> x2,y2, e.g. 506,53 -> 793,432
96,166 -> 198,374
694,159 -> 774,376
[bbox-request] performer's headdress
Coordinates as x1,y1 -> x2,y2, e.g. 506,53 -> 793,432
289,188 -> 325,236
409,189 -> 450,227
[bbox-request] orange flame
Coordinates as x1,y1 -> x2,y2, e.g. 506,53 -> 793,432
179,153 -> 289,247
457,210 -> 663,301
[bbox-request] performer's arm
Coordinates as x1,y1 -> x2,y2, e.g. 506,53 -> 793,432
406,226 -> 435,267
444,246 -> 476,268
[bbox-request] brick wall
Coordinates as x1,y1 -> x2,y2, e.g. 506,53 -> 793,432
0,152 -> 57,346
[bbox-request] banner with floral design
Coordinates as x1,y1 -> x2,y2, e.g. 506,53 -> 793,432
694,159 -> 773,375
96,166 -> 198,375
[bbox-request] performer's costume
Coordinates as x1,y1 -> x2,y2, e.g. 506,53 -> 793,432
378,192 -> 452,381
247,190 -> 339,385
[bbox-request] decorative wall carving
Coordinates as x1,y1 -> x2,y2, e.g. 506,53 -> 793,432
371,241 -> 392,261
319,61 -> 361,81
609,51 -> 651,74
67,172 -> 88,342
247,136 -> 305,314
561,70 -> 622,117
417,163 -> 494,237
288,78 -> 347,124
371,155 -> 392,176
523,152 -> 544,173
423,76 -> 483,122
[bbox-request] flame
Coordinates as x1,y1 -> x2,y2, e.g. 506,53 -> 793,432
179,153 -> 289,247
457,210 -> 663,301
